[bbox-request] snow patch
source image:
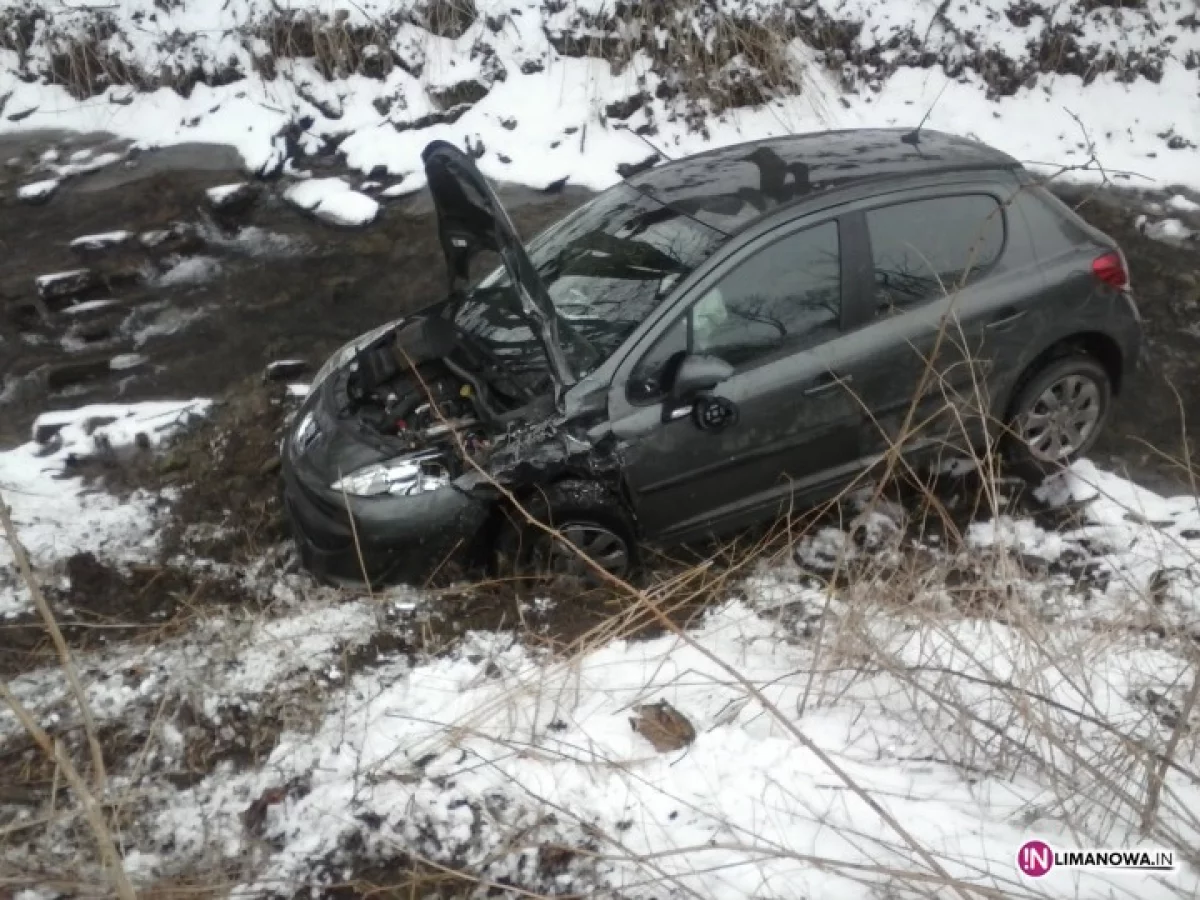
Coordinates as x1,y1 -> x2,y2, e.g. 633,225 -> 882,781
284,177 -> 379,227
157,256 -> 221,287
16,178 -> 59,202
0,400 -> 209,619
1167,194 -> 1200,214
69,230 -> 132,250
205,181 -> 250,206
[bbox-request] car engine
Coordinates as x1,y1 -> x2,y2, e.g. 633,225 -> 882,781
346,343 -> 493,460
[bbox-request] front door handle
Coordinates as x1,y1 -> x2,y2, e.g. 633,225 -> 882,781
803,372 -> 851,397
986,308 -> 1027,329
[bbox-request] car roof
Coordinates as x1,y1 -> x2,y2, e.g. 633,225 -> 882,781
625,127 -> 1020,235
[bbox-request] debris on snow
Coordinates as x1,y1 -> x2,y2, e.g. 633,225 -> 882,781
629,700 -> 697,753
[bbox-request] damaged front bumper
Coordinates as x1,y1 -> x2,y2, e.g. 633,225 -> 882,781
280,445 -> 490,588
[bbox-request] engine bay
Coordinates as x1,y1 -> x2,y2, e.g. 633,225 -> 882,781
348,351 -> 488,453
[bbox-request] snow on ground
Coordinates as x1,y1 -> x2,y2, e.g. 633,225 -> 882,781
2,0 -> 1200,892
1137,214 -> 1198,245
1,396 -> 1199,895
283,176 -> 380,227
0,399 -> 209,618
0,0 -> 1195,194
15,178 -> 59,202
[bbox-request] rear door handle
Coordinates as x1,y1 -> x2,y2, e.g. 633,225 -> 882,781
986,308 -> 1027,329
803,371 -> 851,397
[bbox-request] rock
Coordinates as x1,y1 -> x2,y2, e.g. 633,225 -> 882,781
36,269 -> 98,302
605,92 -> 650,121
82,415 -> 117,435
17,178 -> 60,204
109,353 -> 147,371
392,105 -> 471,132
265,359 -> 309,382
205,182 -> 260,214
629,700 -> 695,753
45,358 -> 111,390
33,433 -> 62,457
34,421 -> 67,444
258,456 -> 281,475
284,178 -> 379,228
69,230 -> 132,252
428,78 -> 490,110
520,59 -> 544,74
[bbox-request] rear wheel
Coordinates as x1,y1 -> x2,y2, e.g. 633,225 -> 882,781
1002,354 -> 1112,481
495,481 -> 637,587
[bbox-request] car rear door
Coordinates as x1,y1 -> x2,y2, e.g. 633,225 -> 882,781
834,182 -> 1048,466
605,214 -> 875,542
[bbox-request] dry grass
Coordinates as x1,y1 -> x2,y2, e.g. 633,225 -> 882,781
255,12 -> 397,82
0,0 -> 1174,120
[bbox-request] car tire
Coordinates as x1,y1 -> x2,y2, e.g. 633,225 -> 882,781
1001,354 -> 1112,482
495,481 -> 638,587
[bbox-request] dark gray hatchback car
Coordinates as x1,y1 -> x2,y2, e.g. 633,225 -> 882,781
281,128 -> 1142,587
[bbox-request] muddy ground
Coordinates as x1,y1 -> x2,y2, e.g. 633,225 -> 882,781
1,131 -> 1199,491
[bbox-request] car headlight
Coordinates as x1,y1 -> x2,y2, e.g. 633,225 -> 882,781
308,319 -> 404,398
331,453 -> 450,498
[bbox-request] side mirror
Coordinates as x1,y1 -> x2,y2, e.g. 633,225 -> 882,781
669,353 -> 734,401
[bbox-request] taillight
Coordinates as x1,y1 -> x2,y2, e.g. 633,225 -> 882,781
1092,251 -> 1129,289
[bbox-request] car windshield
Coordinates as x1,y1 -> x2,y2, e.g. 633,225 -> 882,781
453,183 -> 724,385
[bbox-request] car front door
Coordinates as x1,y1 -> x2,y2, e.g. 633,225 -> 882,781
606,216 -> 873,543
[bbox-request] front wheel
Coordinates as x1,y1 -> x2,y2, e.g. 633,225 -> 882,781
1002,355 -> 1112,481
495,481 -> 637,587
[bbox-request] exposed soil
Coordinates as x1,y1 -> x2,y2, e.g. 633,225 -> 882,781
0,552 -> 260,678
1055,182 -> 1200,493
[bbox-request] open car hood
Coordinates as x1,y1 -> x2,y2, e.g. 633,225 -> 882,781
421,141 -> 574,391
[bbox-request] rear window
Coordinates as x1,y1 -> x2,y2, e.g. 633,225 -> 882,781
867,194 -> 1005,315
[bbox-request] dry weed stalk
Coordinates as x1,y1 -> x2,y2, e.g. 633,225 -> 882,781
0,491 -> 108,791
0,491 -> 136,899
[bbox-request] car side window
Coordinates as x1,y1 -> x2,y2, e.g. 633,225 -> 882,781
628,317 -> 688,403
690,221 -> 841,368
626,222 -> 842,402
867,194 -> 1004,316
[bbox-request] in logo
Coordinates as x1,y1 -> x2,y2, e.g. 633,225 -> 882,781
1018,839 -> 1054,878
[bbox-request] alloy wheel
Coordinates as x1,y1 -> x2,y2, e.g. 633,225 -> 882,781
1018,373 -> 1103,462
537,522 -> 631,582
